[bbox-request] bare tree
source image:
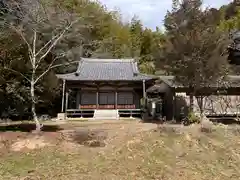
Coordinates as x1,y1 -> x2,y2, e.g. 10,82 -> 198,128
1,0 -> 87,131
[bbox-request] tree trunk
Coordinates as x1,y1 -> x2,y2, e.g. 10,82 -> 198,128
189,92 -> 194,112
196,96 -> 204,121
30,79 -> 41,132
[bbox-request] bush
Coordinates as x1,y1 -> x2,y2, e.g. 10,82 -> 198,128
186,112 -> 200,125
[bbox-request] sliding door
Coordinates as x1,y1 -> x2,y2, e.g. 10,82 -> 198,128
99,92 -> 115,109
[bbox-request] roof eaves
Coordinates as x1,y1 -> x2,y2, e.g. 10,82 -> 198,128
159,75 -> 240,88
136,73 -> 158,80
56,73 -> 76,80
158,76 -> 184,88
159,76 -> 174,87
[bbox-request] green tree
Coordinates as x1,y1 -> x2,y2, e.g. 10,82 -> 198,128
129,16 -> 143,58
1,0 -> 88,131
0,0 -> 165,123
161,0 -> 229,114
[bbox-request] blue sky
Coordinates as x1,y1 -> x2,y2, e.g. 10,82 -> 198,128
99,0 -> 233,29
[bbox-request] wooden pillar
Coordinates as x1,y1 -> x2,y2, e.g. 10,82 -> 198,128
115,90 -> 118,109
173,91 -> 176,121
61,79 -> 66,113
143,80 -> 146,98
76,90 -> 80,109
96,85 -> 99,109
65,91 -> 69,112
96,91 -> 99,109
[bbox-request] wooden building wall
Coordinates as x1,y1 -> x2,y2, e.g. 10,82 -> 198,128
148,82 -> 240,121
66,81 -> 145,110
176,93 -> 240,117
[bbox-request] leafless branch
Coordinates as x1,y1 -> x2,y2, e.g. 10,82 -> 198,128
3,67 -> 31,82
34,58 -> 78,84
35,34 -> 59,57
38,19 -> 79,62
32,31 -> 37,68
34,54 -> 64,83
48,60 -> 79,69
9,25 -> 34,65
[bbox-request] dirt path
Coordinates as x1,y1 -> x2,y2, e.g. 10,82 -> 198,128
0,120 -> 158,154
103,122 -> 157,150
60,120 -> 157,134
58,120 -> 158,150
89,121 -> 158,149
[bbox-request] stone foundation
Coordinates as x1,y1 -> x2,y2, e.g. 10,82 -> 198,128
57,113 -> 66,121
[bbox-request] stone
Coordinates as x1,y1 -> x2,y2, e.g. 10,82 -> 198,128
57,113 -> 66,121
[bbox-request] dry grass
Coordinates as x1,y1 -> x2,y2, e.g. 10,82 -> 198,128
0,122 -> 240,180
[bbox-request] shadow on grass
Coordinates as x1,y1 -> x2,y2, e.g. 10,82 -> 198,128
208,118 -> 240,125
142,117 -> 240,126
141,119 -> 184,125
0,123 -> 63,132
65,129 -> 107,147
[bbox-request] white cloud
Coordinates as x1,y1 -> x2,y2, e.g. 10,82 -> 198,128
99,0 -> 233,29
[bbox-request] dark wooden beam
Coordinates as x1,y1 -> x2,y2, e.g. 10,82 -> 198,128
96,85 -> 99,109
115,86 -> 118,109
61,79 -> 66,113
66,80 -> 145,89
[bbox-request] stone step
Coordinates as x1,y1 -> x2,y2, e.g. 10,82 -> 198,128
94,110 -> 119,119
94,113 -> 118,116
94,117 -> 118,119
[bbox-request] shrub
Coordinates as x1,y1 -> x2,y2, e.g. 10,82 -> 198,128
187,111 -> 200,124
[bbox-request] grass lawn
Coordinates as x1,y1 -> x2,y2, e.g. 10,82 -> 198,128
0,121 -> 240,180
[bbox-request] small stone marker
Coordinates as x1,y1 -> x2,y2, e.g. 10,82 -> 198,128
57,113 -> 66,121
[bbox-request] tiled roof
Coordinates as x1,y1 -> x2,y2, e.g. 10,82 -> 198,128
158,75 -> 240,88
56,58 -> 156,81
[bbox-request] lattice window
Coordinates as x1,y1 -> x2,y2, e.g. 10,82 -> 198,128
99,92 -> 115,105
80,92 -> 96,105
118,92 -> 134,105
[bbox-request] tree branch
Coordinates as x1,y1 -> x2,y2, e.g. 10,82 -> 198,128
8,24 -> 34,65
35,34 -> 58,57
3,67 -> 31,82
34,58 -> 78,84
32,31 -> 37,67
38,19 -> 79,63
48,60 -> 79,70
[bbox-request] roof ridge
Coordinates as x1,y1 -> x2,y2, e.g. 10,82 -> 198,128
81,58 -> 135,63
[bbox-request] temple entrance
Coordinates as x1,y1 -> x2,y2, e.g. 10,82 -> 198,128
98,92 -> 115,109
79,90 -> 137,109
80,92 -> 97,109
